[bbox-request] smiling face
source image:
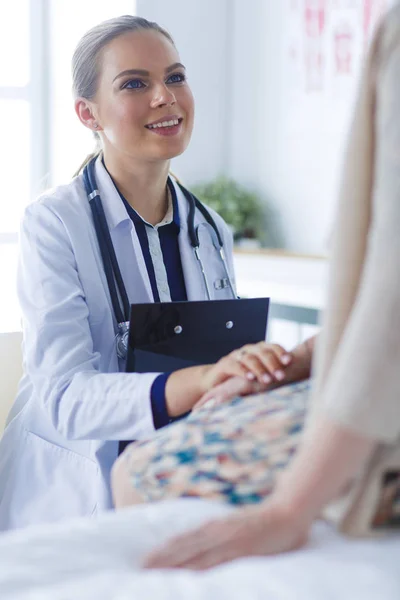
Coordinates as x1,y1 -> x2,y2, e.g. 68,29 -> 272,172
80,29 -> 195,163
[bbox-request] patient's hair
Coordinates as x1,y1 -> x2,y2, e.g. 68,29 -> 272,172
72,15 -> 175,176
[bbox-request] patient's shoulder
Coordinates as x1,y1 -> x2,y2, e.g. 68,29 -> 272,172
376,5 -> 400,63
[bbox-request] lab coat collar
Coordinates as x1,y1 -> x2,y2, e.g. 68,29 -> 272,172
167,177 -> 181,228
173,179 -> 209,301
94,156 -> 131,231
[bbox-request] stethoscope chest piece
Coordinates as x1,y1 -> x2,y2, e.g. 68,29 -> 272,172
116,321 -> 130,359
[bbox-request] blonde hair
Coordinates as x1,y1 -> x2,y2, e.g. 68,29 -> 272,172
72,15 -> 175,176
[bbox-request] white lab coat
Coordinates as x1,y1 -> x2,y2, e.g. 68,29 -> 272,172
0,157 -> 236,531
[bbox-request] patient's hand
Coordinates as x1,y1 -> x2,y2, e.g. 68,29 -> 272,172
144,501 -> 308,570
193,376 -> 258,410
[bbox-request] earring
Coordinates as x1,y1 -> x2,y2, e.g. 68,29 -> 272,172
93,122 -> 99,130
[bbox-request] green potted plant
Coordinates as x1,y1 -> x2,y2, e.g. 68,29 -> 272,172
191,176 -> 281,248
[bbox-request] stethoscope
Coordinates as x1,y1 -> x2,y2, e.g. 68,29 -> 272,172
83,157 -> 236,359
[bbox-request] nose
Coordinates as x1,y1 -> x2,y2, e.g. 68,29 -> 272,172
150,82 -> 176,109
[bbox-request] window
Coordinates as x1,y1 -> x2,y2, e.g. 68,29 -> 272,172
49,0 -> 136,184
0,1 -> 31,236
0,0 -> 135,333
0,0 -> 32,333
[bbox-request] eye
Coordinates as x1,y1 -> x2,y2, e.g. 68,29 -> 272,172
122,79 -> 146,90
166,72 -> 186,84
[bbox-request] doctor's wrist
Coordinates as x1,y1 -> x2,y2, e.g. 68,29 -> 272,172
165,365 -> 211,417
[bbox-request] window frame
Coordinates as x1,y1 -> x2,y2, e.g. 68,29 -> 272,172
0,0 -> 50,245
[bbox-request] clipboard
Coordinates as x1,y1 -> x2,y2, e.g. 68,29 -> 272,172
125,298 -> 270,373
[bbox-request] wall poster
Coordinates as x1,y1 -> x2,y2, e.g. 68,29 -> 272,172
287,0 -> 389,95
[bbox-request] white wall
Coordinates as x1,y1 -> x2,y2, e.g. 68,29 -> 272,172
136,0 -> 231,184
131,1 -> 392,253
229,0 -> 391,254
227,0 -> 285,247
228,0 -> 277,189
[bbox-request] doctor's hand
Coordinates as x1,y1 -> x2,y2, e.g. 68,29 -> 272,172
165,342 -> 290,418
194,342 -> 293,410
194,336 -> 316,411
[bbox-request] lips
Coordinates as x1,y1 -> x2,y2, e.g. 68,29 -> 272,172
145,117 -> 183,130
144,116 -> 184,137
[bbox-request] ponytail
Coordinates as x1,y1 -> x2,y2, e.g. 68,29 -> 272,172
73,150 -> 101,178
73,132 -> 102,178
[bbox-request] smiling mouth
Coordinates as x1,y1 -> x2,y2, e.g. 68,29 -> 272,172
145,118 -> 183,130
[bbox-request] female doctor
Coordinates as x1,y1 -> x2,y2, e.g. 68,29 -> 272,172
0,16 -> 275,531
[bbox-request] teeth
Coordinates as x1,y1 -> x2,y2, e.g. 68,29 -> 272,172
148,119 -> 180,129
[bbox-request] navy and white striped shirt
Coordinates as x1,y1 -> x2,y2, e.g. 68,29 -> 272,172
118,181 -> 187,429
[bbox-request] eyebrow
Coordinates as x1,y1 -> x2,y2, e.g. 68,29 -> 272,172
113,63 -> 186,83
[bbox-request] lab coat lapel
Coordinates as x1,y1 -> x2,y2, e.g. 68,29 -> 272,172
94,157 -> 153,303
174,180 -> 208,301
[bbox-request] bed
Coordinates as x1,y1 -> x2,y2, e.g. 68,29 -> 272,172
0,499 -> 399,599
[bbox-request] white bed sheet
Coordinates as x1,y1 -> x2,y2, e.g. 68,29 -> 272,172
0,499 -> 399,600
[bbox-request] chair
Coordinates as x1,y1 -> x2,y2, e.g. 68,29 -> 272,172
0,332 -> 22,434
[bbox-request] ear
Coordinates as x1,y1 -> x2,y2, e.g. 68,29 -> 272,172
74,98 -> 102,131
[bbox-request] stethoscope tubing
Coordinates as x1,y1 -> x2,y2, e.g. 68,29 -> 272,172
83,157 -> 236,357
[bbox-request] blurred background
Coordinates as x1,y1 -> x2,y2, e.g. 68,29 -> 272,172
0,0 -> 391,346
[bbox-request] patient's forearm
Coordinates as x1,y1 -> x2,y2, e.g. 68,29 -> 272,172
266,417 -> 376,524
